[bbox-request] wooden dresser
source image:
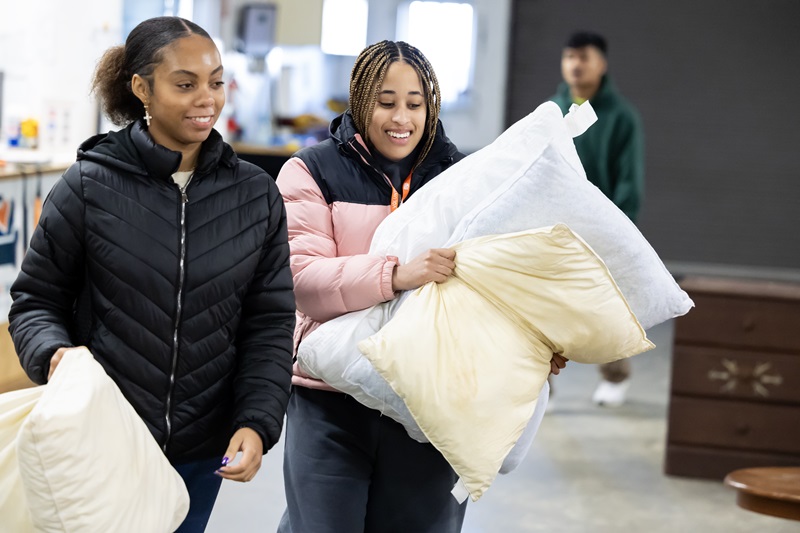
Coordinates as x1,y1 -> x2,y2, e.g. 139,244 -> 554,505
665,276 -> 800,479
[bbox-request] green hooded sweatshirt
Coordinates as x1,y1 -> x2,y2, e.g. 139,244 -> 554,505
551,76 -> 644,222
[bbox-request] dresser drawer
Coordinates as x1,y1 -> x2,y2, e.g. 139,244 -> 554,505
665,443 -> 800,480
674,292 -> 800,352
671,346 -> 800,403
667,396 -> 800,454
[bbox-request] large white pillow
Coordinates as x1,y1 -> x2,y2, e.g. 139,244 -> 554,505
358,225 -> 654,501
368,101 -> 691,330
0,386 -> 41,532
15,348 -> 190,533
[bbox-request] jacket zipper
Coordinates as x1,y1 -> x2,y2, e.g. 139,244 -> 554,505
163,177 -> 193,454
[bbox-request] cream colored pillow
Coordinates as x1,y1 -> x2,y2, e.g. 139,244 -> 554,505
15,348 -> 190,532
0,386 -> 41,532
358,225 -> 654,502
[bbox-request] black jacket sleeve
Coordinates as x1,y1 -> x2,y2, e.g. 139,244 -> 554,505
9,163 -> 85,384
232,173 -> 295,452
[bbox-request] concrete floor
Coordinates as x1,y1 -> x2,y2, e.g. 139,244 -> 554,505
206,321 -> 798,532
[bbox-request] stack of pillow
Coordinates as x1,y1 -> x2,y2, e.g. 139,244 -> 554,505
297,101 -> 693,501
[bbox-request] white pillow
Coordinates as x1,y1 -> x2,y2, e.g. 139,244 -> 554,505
368,100 -> 691,330
357,225 -> 654,501
15,348 -> 190,532
0,386 -> 41,532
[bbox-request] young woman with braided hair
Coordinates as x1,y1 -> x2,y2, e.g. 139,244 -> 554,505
276,40 -> 468,532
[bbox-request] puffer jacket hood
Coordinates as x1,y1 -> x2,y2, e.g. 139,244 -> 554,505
328,111 -> 358,145
9,120 -> 295,462
78,119 -> 237,180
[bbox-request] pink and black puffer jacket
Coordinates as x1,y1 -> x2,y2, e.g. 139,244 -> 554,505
277,112 -> 462,354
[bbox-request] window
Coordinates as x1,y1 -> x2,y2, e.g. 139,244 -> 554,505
321,0 -> 369,56
162,0 -> 192,18
123,0 -> 194,37
175,0 -> 193,20
397,1 -> 475,105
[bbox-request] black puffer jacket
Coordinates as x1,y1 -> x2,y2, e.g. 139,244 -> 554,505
9,120 -> 295,462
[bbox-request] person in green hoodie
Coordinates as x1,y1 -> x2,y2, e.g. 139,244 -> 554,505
551,31 -> 645,407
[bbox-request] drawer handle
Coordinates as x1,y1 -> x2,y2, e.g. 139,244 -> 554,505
735,424 -> 751,436
741,317 -> 756,331
707,359 -> 783,397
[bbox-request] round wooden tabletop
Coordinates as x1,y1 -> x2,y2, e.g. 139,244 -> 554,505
724,467 -> 800,521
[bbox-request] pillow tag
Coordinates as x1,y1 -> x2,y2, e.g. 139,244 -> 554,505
451,478 -> 470,504
565,101 -> 598,138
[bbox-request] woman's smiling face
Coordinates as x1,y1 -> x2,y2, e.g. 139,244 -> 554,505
142,34 -> 225,154
367,61 -> 427,162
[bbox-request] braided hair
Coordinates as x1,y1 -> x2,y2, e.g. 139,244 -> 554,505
349,40 -> 441,168
92,16 -> 212,126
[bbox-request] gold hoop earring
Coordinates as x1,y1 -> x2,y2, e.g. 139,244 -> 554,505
143,104 -> 152,127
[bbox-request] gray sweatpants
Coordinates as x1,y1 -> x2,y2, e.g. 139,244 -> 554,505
278,386 -> 467,533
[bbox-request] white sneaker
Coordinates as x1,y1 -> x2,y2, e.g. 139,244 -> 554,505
592,379 -> 630,407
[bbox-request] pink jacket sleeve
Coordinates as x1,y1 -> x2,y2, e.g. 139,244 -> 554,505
277,157 -> 398,323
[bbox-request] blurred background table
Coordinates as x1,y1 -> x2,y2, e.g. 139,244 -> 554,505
724,467 -> 800,521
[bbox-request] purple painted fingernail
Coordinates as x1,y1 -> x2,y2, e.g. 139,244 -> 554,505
221,456 -> 229,466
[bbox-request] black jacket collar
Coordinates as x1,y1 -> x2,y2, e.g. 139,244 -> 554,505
77,119 -> 237,182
